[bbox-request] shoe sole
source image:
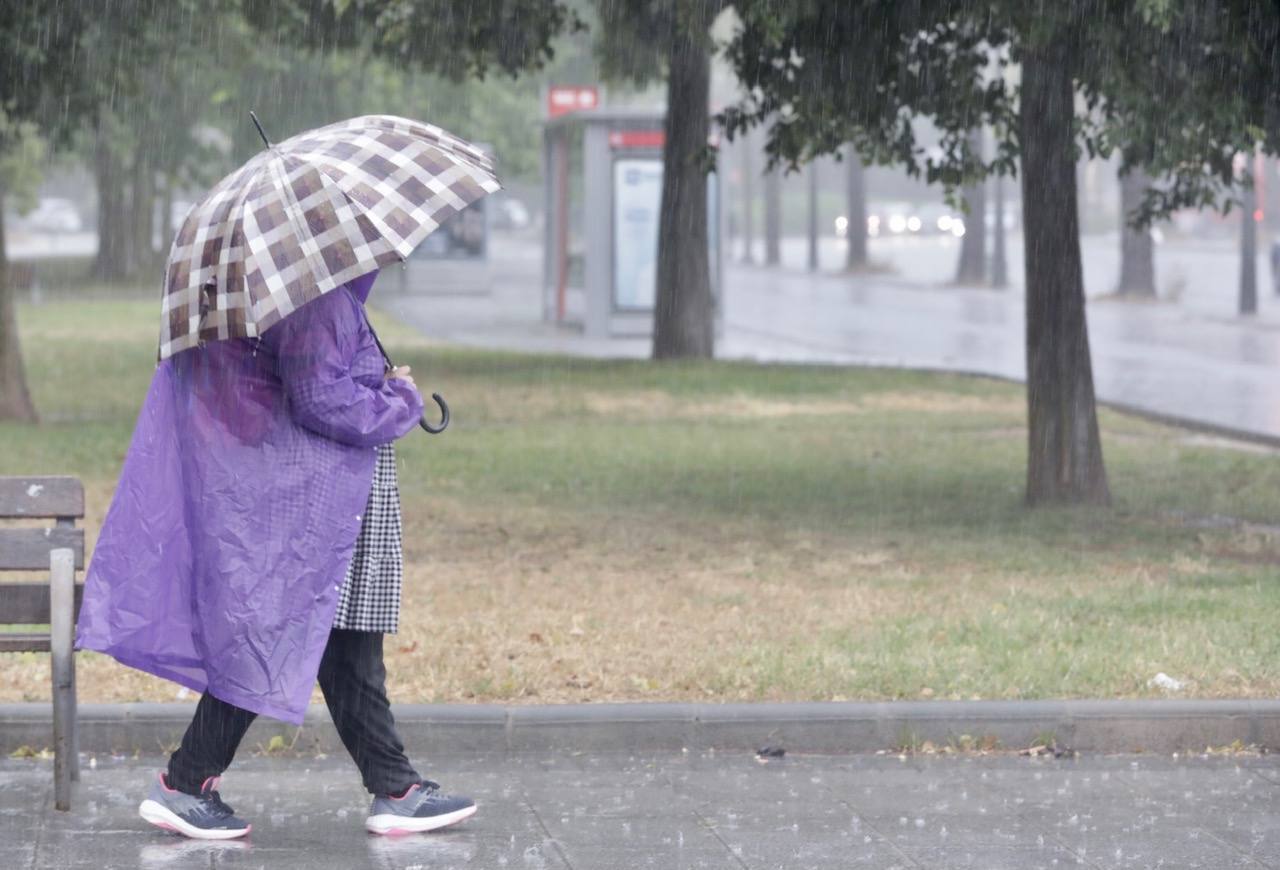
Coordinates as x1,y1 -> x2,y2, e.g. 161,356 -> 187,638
138,799 -> 252,840
366,803 -> 477,836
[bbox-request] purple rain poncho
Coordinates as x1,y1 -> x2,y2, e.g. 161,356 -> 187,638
75,272 -> 424,724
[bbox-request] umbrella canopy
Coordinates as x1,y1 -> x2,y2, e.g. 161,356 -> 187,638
160,114 -> 500,359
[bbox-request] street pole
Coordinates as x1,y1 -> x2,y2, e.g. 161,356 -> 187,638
808,160 -> 819,272
844,144 -> 867,271
1240,168 -> 1258,316
991,171 -> 1008,288
740,130 -> 754,264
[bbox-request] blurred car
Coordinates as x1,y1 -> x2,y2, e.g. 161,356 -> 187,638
917,203 -> 966,237
834,214 -> 883,238
13,197 -> 82,233
491,196 -> 531,231
879,201 -> 921,235
835,201 -> 924,239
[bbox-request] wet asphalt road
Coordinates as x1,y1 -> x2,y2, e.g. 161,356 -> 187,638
5,750 -> 1280,869
385,235 -> 1280,443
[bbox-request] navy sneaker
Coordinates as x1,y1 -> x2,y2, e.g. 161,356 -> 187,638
365,779 -> 476,835
138,772 -> 252,840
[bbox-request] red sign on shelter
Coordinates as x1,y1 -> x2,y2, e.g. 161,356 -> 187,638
608,130 -> 666,150
546,85 -> 600,118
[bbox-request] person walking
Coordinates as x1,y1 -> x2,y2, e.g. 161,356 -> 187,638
76,113 -> 499,841
78,270 -> 474,839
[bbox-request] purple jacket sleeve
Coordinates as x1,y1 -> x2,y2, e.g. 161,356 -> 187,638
262,287 -> 424,447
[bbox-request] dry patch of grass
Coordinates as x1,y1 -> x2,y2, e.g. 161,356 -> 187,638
383,500 -> 923,705
1,499 -> 925,705
579,389 -> 1020,421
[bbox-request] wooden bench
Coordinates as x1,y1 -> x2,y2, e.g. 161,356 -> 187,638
0,476 -> 85,811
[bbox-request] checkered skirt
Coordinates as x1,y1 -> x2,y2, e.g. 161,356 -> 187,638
332,443 -> 403,633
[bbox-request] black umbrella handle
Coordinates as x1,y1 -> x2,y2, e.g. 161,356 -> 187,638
420,393 -> 449,433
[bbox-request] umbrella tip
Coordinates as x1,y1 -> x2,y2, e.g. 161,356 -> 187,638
249,111 -> 272,149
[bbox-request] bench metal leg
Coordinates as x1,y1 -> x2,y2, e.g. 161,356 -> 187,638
70,657 -> 80,782
50,548 -> 75,811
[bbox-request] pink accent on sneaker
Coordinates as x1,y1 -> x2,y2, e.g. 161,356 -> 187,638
200,775 -> 221,793
389,784 -> 420,801
158,773 -> 179,794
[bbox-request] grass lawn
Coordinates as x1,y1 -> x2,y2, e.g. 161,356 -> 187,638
2,296 -> 1279,708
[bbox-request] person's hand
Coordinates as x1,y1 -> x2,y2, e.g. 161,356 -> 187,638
386,365 -> 417,391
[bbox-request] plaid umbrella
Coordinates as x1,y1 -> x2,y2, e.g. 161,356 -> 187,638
159,114 -> 500,360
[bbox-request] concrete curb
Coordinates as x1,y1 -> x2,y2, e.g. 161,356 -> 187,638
3,700 -> 1278,756
868,362 -> 1280,450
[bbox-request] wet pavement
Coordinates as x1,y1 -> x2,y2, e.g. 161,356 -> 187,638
383,236 -> 1280,442
5,750 -> 1280,869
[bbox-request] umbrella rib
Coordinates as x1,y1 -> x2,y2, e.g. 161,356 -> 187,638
263,154 -> 335,320
218,160 -> 272,325
305,159 -> 415,259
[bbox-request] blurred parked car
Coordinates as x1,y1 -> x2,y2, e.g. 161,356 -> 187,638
491,196 -> 531,231
12,197 -> 82,233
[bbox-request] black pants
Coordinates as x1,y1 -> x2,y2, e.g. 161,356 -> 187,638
167,629 -> 420,797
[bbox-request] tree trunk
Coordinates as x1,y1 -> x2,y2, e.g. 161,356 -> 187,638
91,132 -> 130,282
739,130 -> 754,264
129,150 -> 156,277
0,189 -> 38,423
1020,47 -> 1109,506
1240,173 -> 1258,315
807,160 -> 819,272
652,29 -> 714,359
1117,168 -> 1156,297
990,171 -> 1008,288
1267,157 -> 1280,296
954,128 -> 987,284
844,144 -> 868,270
763,162 -> 781,265
161,172 -> 176,255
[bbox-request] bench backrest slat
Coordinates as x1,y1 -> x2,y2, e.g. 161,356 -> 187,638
0,528 -> 85,571
0,477 -> 84,519
0,582 -> 84,624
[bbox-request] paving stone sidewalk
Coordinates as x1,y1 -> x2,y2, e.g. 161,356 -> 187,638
4,750 -> 1279,869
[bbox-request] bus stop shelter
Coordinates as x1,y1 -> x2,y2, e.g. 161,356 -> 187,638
542,108 -> 722,339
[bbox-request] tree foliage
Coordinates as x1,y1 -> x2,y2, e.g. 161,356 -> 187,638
0,112 -> 46,215
722,0 -> 1280,221
591,0 -> 726,85
242,0 -> 585,82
